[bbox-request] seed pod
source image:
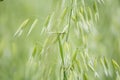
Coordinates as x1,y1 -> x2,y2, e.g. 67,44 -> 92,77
14,19 -> 29,37
93,1 -> 98,13
112,59 -> 120,70
61,7 -> 67,19
32,45 -> 37,57
103,57 -> 108,69
87,7 -> 92,21
83,72 -> 88,80
27,19 -> 38,37
44,15 -> 51,27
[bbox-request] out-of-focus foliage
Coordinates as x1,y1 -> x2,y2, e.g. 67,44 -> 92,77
0,0 -> 120,80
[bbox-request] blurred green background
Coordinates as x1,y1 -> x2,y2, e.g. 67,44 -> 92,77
0,0 -> 120,80
0,0 -> 54,79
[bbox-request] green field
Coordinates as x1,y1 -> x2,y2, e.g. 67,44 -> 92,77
0,0 -> 120,80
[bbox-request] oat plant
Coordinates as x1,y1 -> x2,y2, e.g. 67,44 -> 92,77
0,0 -> 120,80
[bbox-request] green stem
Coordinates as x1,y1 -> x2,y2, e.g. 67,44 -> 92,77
58,34 -> 64,65
66,0 -> 73,42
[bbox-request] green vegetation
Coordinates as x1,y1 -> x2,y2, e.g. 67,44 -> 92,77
0,0 -> 120,80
